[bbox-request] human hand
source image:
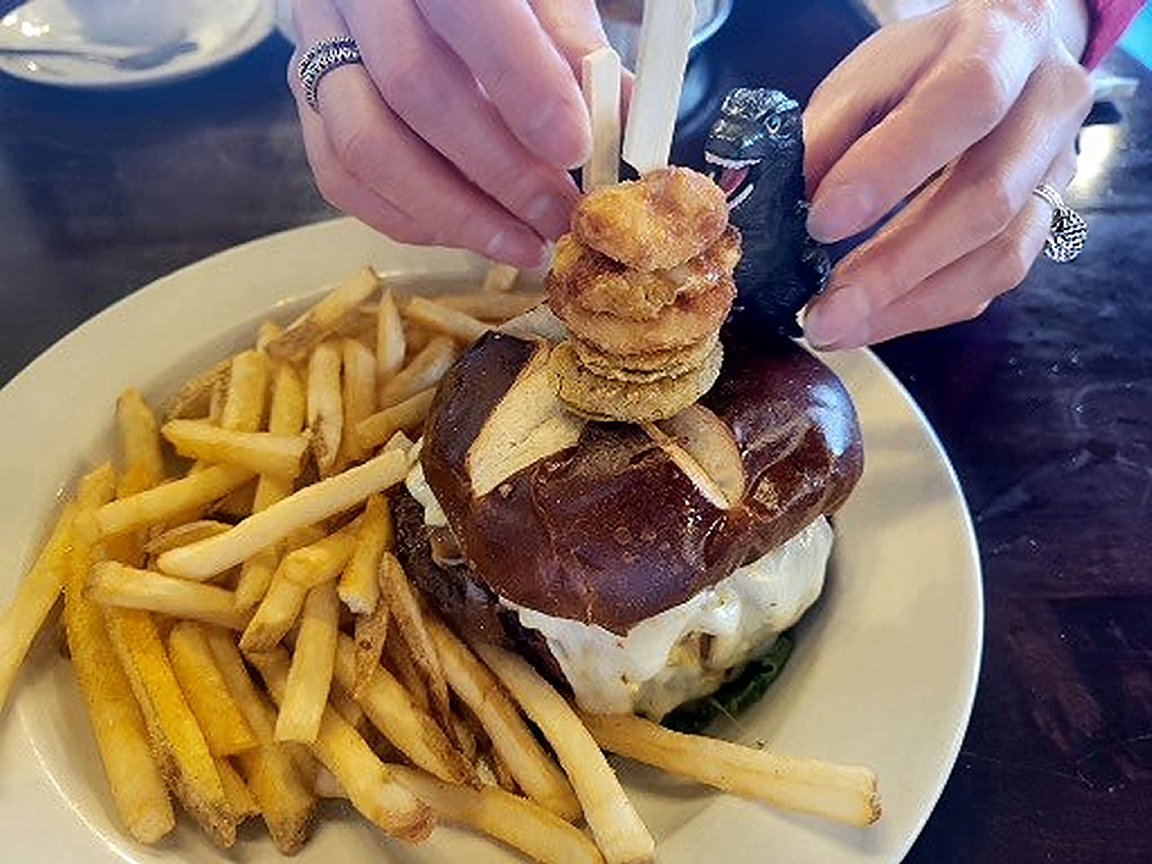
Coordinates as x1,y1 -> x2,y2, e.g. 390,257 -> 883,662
801,0 -> 1094,349
289,0 -> 616,268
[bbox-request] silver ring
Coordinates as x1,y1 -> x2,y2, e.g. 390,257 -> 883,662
297,36 -> 362,112
1031,183 -> 1087,263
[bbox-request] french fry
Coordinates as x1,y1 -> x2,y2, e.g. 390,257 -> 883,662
390,764 -> 605,864
161,420 -> 308,478
404,321 -> 434,356
215,756 -> 259,822
436,291 -> 545,321
167,622 -> 259,756
206,377 -> 228,427
163,357 -> 231,421
307,341 -> 344,476
239,575 -> 306,653
104,607 -> 237,847
476,643 -> 655,864
266,267 -> 380,362
282,528 -> 358,588
404,296 -> 491,345
275,582 -> 339,744
338,338 -> 377,466
240,528 -> 355,651
481,262 -> 520,293
86,562 -> 249,630
250,648 -> 435,843
63,466 -> 176,845
352,599 -> 389,699
144,520 -> 231,556
428,617 -> 580,821
158,448 -> 407,581
219,349 -> 270,433
385,628 -> 430,713
354,387 -> 436,452
256,363 -> 308,511
236,364 -> 307,612
377,336 -> 456,408
376,551 -> 450,721
582,46 -> 623,191
338,493 -> 390,615
116,389 -> 165,495
333,634 -> 475,785
581,712 -> 883,827
329,683 -> 366,731
95,464 -> 254,539
376,287 -> 407,383
203,627 -> 318,853
0,502 -> 77,712
256,320 -> 283,353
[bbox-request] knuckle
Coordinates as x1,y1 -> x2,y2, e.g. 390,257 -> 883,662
954,53 -> 1013,129
376,55 -> 433,112
1063,66 -> 1095,118
971,174 -> 1022,237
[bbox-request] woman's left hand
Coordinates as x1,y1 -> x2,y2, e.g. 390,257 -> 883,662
801,0 -> 1094,349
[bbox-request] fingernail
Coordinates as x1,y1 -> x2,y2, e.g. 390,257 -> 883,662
524,98 -> 592,170
803,287 -> 871,349
524,194 -> 573,240
808,186 -> 875,243
486,228 -> 547,268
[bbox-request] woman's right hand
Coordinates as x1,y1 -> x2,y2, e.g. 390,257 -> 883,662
290,0 -> 615,267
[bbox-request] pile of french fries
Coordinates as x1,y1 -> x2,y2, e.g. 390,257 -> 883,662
0,264 -> 880,864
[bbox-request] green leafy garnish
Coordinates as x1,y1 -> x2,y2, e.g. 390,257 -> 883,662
661,634 -> 794,734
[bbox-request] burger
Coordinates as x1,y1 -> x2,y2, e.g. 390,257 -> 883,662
394,325 -> 862,721
392,164 -> 861,723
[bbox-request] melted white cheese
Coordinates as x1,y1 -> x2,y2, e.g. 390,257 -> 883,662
404,440 -> 448,527
510,517 -> 833,718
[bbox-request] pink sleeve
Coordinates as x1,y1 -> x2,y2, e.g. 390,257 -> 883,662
1082,0 -> 1147,67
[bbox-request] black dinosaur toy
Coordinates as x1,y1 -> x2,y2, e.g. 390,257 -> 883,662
705,88 -> 830,338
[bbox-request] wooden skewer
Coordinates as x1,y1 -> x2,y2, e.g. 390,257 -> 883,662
581,46 -> 622,192
622,0 -> 696,175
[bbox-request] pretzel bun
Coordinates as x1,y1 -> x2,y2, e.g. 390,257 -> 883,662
420,331 -> 862,634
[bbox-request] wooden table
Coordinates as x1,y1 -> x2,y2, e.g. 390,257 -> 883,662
1,1 -> 1148,861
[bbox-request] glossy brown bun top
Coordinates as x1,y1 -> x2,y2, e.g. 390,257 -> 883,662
421,332 -> 863,634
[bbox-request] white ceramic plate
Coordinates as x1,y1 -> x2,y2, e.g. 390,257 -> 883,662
0,0 -> 276,89
0,218 -> 982,864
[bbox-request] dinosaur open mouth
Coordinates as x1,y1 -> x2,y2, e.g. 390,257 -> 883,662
704,152 -> 761,210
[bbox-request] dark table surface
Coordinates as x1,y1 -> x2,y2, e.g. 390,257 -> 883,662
1,1 -> 1149,862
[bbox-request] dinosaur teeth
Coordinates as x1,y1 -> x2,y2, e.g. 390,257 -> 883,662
703,153 -> 760,170
728,182 -> 756,210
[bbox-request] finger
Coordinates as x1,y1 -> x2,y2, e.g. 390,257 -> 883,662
414,0 -> 591,169
336,0 -> 580,241
291,0 -> 548,267
528,0 -> 611,70
529,0 -> 636,107
807,10 -> 1045,243
803,55 -> 1092,346
297,94 -> 438,246
808,151 -> 1078,349
803,17 -> 940,195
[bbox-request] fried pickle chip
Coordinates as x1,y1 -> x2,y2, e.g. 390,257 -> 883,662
550,340 -> 724,422
570,334 -> 720,381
